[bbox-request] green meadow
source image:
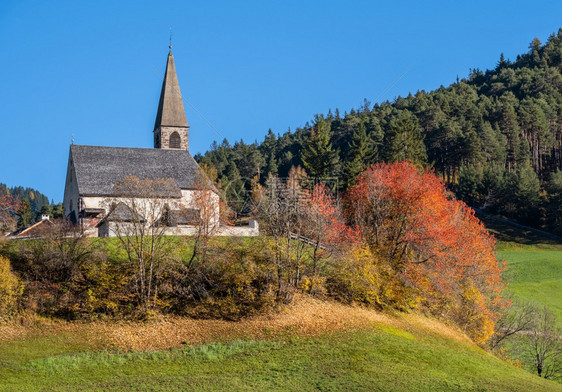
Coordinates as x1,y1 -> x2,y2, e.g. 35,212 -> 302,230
499,248 -> 562,323
478,212 -> 562,322
1,326 -> 560,392
2,216 -> 562,391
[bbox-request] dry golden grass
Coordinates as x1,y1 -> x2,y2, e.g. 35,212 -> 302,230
0,296 -> 472,351
0,324 -> 24,341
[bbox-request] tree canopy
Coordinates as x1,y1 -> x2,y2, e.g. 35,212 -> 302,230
197,29 -> 562,232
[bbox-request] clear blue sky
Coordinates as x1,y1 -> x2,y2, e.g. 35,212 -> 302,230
1,0 -> 561,202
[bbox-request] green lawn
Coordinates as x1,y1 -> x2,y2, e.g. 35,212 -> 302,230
1,326 -> 560,392
499,247 -> 562,322
476,211 -> 562,321
2,219 -> 561,391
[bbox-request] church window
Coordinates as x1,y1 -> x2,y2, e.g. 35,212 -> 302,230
169,131 -> 181,149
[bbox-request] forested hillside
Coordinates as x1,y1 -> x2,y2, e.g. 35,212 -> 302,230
196,29 -> 562,233
0,183 -> 62,228
0,184 -> 49,214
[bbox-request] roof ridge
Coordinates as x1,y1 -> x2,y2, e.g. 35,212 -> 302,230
72,144 -> 193,153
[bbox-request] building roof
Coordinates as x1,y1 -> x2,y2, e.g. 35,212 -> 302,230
100,202 -> 145,223
154,50 -> 189,129
167,208 -> 200,226
70,144 -> 206,197
10,219 -> 54,237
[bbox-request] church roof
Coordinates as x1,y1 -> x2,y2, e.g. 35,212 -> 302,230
70,144 -> 204,197
154,50 -> 189,129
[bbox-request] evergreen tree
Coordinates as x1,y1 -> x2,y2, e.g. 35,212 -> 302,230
344,122 -> 375,187
222,161 -> 245,214
301,117 -> 340,178
385,111 -> 427,166
509,162 -> 541,224
547,169 -> 562,233
52,203 -> 64,219
16,200 -> 32,228
456,164 -> 480,206
265,152 -> 278,177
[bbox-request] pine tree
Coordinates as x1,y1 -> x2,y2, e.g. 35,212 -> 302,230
265,152 -> 278,177
385,111 -> 427,166
547,169 -> 562,233
222,161 -> 245,214
16,200 -> 32,228
301,117 -> 340,178
344,122 -> 375,187
52,203 -> 64,219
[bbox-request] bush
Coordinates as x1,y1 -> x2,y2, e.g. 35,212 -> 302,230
0,255 -> 23,317
164,238 -> 277,320
328,245 -> 383,307
328,244 -> 418,311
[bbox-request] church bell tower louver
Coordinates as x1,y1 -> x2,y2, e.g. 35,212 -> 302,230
153,47 -> 189,150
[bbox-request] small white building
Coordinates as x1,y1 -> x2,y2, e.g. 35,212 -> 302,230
62,48 -> 257,237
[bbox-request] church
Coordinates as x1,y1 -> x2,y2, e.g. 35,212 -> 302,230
63,48 -> 258,237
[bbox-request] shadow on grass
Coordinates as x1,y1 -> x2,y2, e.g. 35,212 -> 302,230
475,212 -> 562,247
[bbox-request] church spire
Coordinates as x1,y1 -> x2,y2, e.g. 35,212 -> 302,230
154,49 -> 189,150
154,49 -> 188,129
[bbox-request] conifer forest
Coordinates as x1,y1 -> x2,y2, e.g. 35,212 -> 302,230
196,30 -> 562,233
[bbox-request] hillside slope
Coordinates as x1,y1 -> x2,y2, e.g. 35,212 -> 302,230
478,211 -> 562,322
0,298 -> 560,391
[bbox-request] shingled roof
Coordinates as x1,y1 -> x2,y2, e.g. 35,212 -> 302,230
70,145 -> 204,197
154,50 -> 189,129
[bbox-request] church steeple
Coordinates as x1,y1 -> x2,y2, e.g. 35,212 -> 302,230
154,48 -> 189,150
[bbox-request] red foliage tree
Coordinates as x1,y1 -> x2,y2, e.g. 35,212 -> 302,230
347,161 -> 506,342
0,191 -> 21,233
301,184 -> 359,274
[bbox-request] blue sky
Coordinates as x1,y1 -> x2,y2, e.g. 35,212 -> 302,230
1,0 -> 561,202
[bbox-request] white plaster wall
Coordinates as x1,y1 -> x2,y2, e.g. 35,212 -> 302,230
99,219 -> 259,238
81,189 -> 219,223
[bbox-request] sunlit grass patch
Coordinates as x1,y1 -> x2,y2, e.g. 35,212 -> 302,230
374,323 -> 415,340
500,248 -> 562,323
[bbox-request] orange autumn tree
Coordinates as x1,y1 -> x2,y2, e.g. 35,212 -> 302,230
0,190 -> 20,233
346,161 -> 506,343
301,184 -> 359,278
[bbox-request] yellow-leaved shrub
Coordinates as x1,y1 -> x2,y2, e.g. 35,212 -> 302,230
455,282 -> 496,344
0,255 -> 23,317
328,245 -> 383,307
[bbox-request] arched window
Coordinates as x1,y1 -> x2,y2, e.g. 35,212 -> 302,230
169,131 -> 181,149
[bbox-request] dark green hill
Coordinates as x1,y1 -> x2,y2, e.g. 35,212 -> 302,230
197,29 -> 562,233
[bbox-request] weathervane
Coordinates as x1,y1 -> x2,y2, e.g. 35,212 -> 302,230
71,133 -> 75,145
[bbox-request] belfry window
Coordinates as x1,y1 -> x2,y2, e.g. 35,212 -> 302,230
169,132 -> 181,149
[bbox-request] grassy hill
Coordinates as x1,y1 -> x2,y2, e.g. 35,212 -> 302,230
1,216 -> 561,391
499,248 -> 562,322
1,298 -> 560,391
477,212 -> 562,323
